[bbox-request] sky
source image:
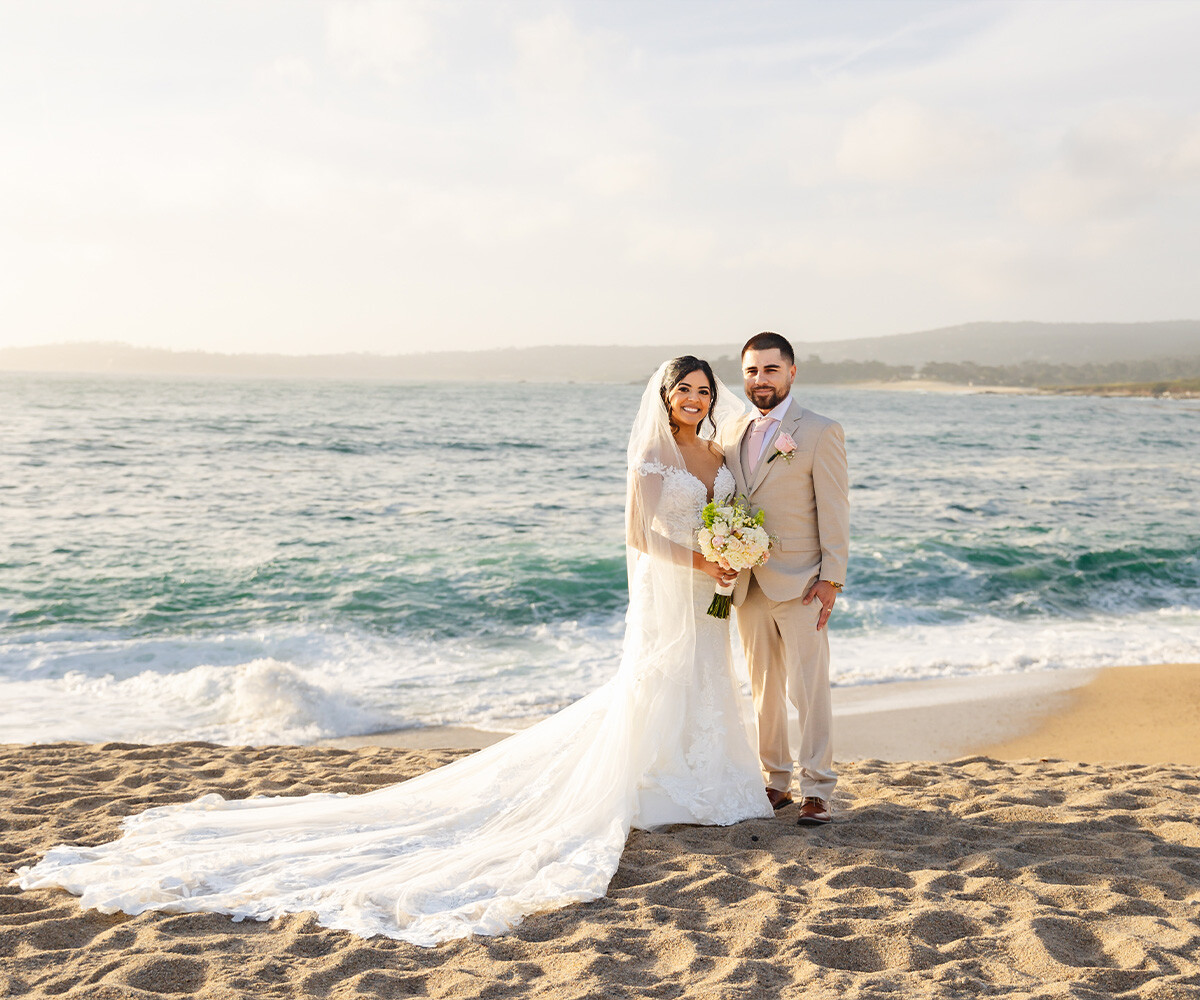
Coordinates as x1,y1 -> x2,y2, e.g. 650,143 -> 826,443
3,0 -> 1199,356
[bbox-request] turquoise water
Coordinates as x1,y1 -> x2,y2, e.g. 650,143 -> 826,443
1,374 -> 1197,743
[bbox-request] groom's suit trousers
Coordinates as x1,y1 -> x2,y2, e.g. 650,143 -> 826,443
737,575 -> 836,801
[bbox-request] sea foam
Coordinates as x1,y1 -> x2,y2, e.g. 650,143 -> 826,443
2,609 -> 1198,744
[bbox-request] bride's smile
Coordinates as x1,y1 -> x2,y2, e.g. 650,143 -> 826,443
667,378 -> 712,427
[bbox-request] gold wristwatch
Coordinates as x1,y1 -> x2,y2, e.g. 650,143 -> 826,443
824,581 -> 844,591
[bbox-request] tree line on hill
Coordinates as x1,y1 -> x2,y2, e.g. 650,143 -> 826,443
3,336 -> 1198,388
710,354 -> 1200,388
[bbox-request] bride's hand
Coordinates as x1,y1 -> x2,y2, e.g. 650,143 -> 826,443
699,557 -> 738,587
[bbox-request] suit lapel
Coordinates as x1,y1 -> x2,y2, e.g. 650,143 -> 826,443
729,414 -> 754,496
748,400 -> 805,494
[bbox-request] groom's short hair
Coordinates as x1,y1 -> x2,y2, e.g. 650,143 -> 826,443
741,332 -> 794,365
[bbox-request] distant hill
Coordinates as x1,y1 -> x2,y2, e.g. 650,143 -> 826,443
2,321 -> 1197,382
797,320 -> 1200,366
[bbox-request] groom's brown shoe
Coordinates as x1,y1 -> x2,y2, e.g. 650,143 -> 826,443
766,788 -> 793,811
796,797 -> 832,826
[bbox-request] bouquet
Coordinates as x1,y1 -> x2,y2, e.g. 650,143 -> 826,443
696,495 -> 772,618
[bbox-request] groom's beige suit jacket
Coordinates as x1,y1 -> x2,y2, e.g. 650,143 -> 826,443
721,396 -> 849,799
722,398 -> 849,604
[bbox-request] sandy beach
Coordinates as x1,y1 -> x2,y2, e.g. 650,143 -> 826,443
4,663 -> 1199,999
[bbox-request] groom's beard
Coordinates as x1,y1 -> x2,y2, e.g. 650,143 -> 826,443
748,385 -> 788,411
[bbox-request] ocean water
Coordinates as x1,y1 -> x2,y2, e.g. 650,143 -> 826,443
1,373 -> 1197,745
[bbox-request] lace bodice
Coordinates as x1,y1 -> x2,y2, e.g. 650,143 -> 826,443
637,461 -> 736,549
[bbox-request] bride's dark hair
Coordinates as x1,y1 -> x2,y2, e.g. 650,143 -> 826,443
659,356 -> 718,437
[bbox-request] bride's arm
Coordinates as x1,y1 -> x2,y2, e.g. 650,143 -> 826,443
626,462 -> 735,584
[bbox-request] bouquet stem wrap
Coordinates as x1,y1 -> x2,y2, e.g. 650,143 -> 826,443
707,582 -> 735,619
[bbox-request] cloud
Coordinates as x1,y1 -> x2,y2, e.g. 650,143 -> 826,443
625,219 -> 716,267
385,180 -> 573,248
575,152 -> 661,197
1019,107 -> 1200,224
257,55 -> 314,91
834,96 -> 1003,183
3,1 -> 1200,353
511,10 -> 592,95
326,0 -> 432,84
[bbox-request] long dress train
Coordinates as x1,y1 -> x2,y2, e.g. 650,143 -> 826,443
16,463 -> 772,946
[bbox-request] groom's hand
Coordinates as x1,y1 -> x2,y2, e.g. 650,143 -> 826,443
803,580 -> 838,631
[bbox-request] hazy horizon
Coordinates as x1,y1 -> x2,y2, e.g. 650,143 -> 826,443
4,1 -> 1200,356
5,317 -> 1200,360
4,320 -> 1198,383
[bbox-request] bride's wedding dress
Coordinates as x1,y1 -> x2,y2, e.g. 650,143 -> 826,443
16,371 -> 772,946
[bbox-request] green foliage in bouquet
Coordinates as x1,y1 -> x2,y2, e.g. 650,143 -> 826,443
701,495 -> 764,531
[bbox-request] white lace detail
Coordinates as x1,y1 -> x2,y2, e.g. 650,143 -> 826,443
637,461 -> 735,550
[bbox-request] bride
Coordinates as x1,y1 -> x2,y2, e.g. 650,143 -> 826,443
16,357 -> 773,946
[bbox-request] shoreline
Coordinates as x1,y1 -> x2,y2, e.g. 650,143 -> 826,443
6,663 -> 1193,764
847,379 -> 1200,399
979,661 -> 1200,762
321,663 -> 1200,764
847,378 -> 1037,394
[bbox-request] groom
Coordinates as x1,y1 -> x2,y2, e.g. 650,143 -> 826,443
724,332 -> 850,826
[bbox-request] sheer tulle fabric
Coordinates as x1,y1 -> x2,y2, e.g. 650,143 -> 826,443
16,364 -> 770,946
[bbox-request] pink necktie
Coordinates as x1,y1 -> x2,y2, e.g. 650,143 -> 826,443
747,416 -> 774,474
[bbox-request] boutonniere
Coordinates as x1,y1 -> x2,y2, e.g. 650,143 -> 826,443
766,432 -> 797,464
